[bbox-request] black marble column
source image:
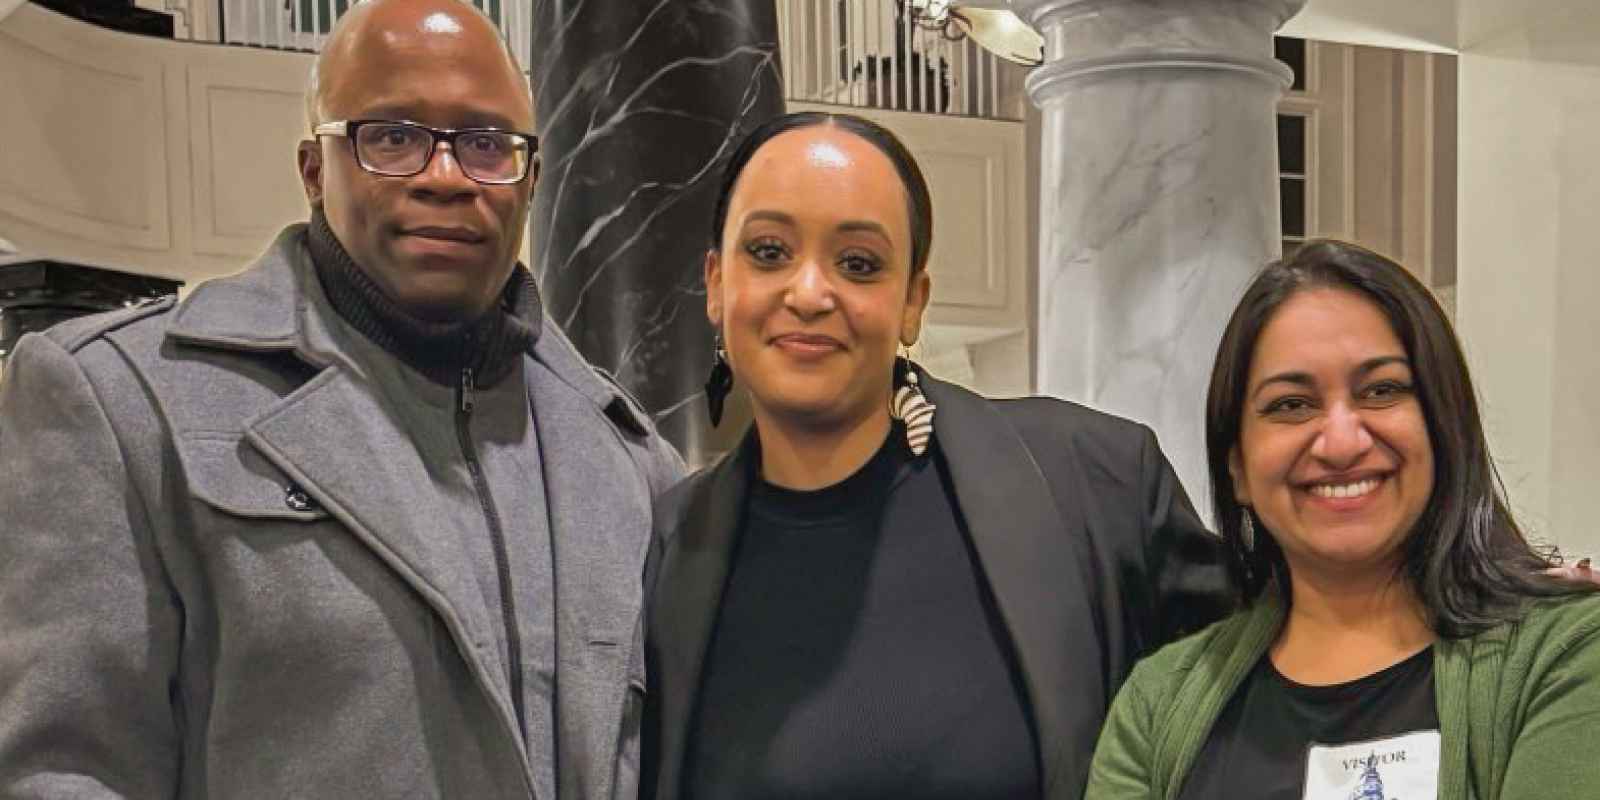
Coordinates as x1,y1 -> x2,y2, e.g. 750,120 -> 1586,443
0,255 -> 182,377
529,0 -> 784,461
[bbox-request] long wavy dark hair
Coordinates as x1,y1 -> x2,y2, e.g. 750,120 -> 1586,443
1205,240 -> 1589,637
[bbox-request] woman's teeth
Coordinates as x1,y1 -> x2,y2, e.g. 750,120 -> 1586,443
1310,478 -> 1381,499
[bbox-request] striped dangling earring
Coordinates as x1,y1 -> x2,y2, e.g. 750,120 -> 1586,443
891,355 -> 935,456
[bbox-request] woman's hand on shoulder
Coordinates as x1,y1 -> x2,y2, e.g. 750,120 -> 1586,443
1543,557 -> 1599,586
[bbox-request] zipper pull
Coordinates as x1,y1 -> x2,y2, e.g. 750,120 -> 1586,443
459,367 -> 476,414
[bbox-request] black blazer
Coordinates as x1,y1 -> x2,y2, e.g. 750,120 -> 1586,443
641,374 -> 1233,800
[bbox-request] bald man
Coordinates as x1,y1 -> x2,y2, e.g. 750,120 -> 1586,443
0,0 -> 682,796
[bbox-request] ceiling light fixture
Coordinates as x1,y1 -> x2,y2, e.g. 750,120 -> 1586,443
907,0 -> 1044,67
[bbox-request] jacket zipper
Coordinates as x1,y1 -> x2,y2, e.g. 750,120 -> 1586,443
455,365 -> 530,747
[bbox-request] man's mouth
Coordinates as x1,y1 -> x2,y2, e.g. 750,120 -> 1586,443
401,226 -> 485,244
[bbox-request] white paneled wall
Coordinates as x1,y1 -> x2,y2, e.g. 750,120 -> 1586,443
0,4 -> 309,285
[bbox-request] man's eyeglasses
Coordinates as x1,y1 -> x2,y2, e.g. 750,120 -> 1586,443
313,120 -> 538,185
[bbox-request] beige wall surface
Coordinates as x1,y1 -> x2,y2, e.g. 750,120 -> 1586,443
1455,1 -> 1600,559
0,3 -> 310,285
1296,0 -> 1600,558
1284,0 -> 1458,53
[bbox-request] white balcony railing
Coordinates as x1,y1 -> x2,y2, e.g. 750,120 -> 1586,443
170,0 -> 1026,121
776,0 -> 1026,120
201,0 -> 533,71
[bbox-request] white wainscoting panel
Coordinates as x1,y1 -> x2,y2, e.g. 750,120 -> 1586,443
0,8 -> 172,252
1,4 -> 309,283
186,49 -> 313,258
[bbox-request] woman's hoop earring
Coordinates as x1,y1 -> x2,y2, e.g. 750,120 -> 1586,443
1240,508 -> 1256,553
891,355 -> 936,456
704,331 -> 733,427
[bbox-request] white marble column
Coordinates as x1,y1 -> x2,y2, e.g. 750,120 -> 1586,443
1011,0 -> 1304,515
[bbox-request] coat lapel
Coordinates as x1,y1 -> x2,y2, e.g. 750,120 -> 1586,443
647,435 -> 752,800
923,375 -> 1108,799
523,350 -> 655,800
170,224 -> 666,797
242,366 -> 531,780
174,228 -> 534,785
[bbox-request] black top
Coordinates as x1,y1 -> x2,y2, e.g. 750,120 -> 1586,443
643,385 -> 1233,800
682,430 -> 1042,800
1178,647 -> 1439,800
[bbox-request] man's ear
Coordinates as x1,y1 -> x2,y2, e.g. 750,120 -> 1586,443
1228,446 -> 1252,504
704,249 -> 723,326
297,139 -> 325,208
900,268 -> 933,347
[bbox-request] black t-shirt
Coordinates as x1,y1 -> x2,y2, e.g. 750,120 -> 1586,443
1178,647 -> 1440,800
682,430 -> 1042,800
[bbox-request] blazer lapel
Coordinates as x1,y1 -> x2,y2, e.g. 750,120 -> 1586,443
648,435 -> 752,800
922,375 -> 1108,799
242,367 -> 531,777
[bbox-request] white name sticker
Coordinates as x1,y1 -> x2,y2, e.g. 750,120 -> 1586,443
1301,729 -> 1440,800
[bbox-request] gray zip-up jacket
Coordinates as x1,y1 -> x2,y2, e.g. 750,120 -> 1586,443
0,225 -> 683,798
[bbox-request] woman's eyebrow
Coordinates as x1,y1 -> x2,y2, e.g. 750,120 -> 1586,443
835,220 -> 894,243
1353,355 -> 1410,378
742,210 -> 796,226
1252,371 -> 1315,400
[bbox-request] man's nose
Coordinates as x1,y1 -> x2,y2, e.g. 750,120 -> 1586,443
409,142 -> 479,201
1310,402 -> 1375,469
784,259 -> 837,318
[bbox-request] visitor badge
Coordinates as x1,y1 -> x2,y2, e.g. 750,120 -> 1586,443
1302,729 -> 1440,799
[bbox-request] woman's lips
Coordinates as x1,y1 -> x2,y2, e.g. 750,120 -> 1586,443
770,333 -> 845,359
1299,473 -> 1390,511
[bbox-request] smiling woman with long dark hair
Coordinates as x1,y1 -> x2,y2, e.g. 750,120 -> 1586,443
638,111 -> 1234,800
1087,240 -> 1600,800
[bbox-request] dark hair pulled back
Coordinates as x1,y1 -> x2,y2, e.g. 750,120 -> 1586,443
709,111 -> 933,273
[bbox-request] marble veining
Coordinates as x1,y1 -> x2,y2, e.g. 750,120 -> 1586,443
529,0 -> 784,457
1023,0 -> 1306,513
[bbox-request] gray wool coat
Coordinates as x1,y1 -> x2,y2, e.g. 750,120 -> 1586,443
0,226 -> 684,799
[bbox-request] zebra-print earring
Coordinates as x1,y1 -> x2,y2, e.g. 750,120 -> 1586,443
891,356 -> 935,456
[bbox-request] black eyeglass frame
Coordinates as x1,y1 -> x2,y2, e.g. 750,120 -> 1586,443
313,119 -> 540,185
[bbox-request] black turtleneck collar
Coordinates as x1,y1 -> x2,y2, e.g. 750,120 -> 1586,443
307,208 -> 542,388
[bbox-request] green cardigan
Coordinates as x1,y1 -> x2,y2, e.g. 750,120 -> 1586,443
1086,592 -> 1600,799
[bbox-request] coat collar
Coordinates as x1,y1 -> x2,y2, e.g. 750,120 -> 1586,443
648,373 -> 1105,799
164,223 -> 649,435
166,225 -> 304,353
